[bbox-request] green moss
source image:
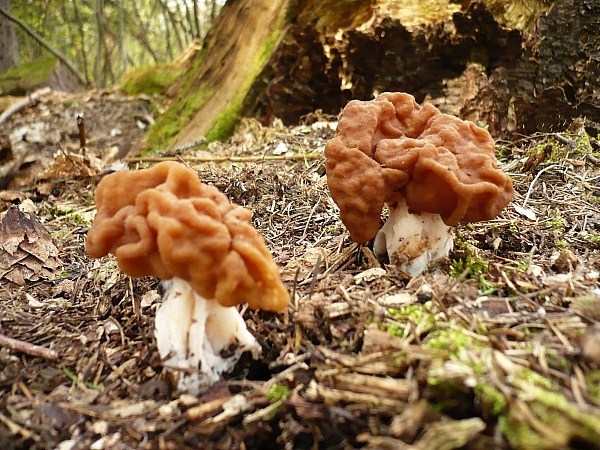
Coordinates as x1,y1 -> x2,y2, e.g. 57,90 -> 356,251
546,210 -> 566,235
500,381 -> 600,449
585,371 -> 600,403
120,63 -> 183,96
146,7 -> 287,151
205,23 -> 283,142
475,383 -> 507,416
424,328 -> 480,358
387,302 -> 437,336
0,55 -> 58,95
268,383 -> 290,404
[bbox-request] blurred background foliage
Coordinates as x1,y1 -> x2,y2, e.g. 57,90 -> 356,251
5,0 -> 223,87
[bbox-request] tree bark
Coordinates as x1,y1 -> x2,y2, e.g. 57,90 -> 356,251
159,0 -> 599,149
0,0 -> 19,72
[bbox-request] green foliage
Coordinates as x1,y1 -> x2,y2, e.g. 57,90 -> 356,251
0,55 -> 58,95
121,63 -> 183,96
9,1 -> 222,87
585,371 -> 600,403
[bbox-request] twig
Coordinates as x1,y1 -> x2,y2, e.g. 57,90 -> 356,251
0,412 -> 40,442
0,333 -> 58,360
77,115 -> 86,149
0,87 -> 52,125
522,164 -> 559,208
124,153 -> 322,164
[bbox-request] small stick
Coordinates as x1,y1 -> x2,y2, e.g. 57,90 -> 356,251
124,153 -> 322,164
0,333 -> 58,360
77,115 -> 86,149
0,87 -> 52,125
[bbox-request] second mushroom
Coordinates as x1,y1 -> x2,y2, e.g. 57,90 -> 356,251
86,161 -> 289,394
325,92 -> 514,276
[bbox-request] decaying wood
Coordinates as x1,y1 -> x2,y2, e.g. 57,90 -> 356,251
168,0 -> 599,146
0,87 -> 52,125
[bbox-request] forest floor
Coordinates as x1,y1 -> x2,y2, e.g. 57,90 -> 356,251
0,89 -> 600,450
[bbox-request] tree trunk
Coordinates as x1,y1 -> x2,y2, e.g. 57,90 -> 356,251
155,0 -> 599,150
0,0 -> 19,72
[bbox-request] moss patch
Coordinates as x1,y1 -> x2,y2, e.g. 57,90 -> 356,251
145,2 -> 288,151
120,63 -> 183,96
0,55 -> 58,95
205,25 -> 283,143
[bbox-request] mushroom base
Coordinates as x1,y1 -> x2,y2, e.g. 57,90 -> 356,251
374,199 -> 453,276
155,277 -> 261,395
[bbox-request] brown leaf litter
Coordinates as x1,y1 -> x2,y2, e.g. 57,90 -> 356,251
0,91 -> 600,449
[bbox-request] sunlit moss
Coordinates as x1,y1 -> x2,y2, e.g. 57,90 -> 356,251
500,381 -> 600,449
121,63 -> 183,96
0,55 -> 58,95
268,383 -> 290,404
475,383 -> 507,416
146,6 -> 287,151
387,302 -> 437,336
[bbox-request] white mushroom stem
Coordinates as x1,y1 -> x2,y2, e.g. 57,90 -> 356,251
373,198 -> 454,276
154,277 -> 261,395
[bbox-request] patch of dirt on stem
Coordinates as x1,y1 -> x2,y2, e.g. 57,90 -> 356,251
1,92 -> 600,449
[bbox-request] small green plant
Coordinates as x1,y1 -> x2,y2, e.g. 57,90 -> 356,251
268,383 -> 290,404
449,254 -> 487,278
62,366 -> 101,390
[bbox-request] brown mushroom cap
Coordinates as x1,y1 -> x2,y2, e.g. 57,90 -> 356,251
325,92 -> 514,244
85,161 -> 289,312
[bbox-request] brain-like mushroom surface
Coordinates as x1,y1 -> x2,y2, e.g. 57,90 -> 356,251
86,161 -> 288,312
86,161 -> 289,393
325,92 -> 514,245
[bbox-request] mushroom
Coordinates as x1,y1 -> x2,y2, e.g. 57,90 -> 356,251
325,92 -> 514,276
85,161 -> 289,393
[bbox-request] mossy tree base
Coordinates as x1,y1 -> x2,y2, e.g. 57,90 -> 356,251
148,0 -> 598,151
0,55 -> 83,96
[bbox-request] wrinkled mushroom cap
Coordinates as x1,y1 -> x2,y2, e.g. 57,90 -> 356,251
325,92 -> 514,243
85,161 -> 289,312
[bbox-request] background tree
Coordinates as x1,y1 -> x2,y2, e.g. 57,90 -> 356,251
0,0 -> 19,71
3,0 -> 223,87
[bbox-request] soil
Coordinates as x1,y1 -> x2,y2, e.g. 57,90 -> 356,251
0,90 -> 600,450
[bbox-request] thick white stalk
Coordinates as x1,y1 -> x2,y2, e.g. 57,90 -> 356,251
155,277 -> 261,394
373,199 -> 453,276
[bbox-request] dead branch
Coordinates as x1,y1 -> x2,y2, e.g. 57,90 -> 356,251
0,87 -> 52,125
124,153 -> 322,164
0,333 -> 59,361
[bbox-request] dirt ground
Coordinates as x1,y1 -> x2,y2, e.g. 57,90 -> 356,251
0,90 -> 600,450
